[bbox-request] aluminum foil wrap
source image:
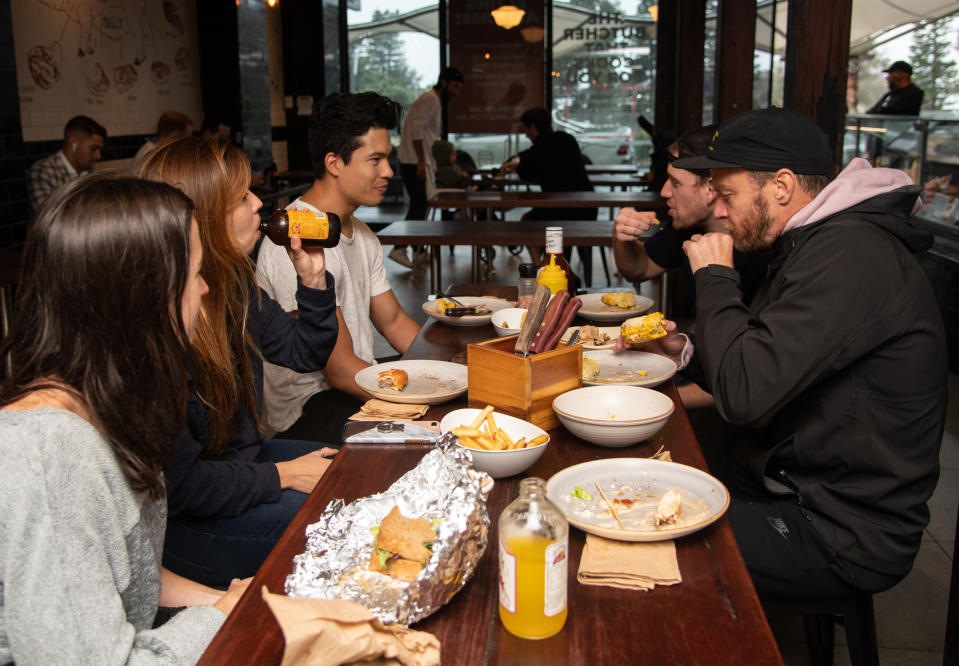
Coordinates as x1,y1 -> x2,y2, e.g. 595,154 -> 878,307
285,434 -> 492,625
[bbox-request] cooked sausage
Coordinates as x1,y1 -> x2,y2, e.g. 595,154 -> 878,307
529,290 -> 570,354
541,297 -> 582,352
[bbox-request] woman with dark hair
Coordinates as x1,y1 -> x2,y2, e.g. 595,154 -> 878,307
0,175 -> 248,663
136,137 -> 338,586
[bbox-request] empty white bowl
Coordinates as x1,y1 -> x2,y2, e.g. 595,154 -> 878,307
440,408 -> 548,478
491,307 -> 527,337
552,385 -> 674,447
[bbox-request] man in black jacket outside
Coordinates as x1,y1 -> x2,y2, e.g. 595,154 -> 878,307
867,60 -> 924,115
628,108 -> 947,597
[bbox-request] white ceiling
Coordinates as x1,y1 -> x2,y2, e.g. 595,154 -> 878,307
349,0 -> 959,57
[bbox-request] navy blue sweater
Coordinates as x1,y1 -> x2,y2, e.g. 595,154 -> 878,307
165,276 -> 337,518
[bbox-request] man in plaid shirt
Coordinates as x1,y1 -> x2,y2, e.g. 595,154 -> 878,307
27,116 -> 106,211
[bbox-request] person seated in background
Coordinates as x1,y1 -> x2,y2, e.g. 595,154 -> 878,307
131,110 -> 194,173
26,115 -> 106,211
501,107 -> 597,268
256,92 -> 421,445
200,115 -> 232,140
136,137 -> 339,587
0,175 -> 248,663
867,61 -> 924,115
431,140 -> 471,188
625,107 -> 947,598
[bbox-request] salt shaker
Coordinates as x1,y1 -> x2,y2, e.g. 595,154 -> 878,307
517,263 -> 538,308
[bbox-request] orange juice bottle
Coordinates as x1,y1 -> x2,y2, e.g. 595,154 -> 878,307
498,477 -> 569,639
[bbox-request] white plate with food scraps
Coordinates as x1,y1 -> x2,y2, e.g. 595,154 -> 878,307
560,325 -> 621,350
582,350 -> 677,388
576,292 -> 654,322
421,296 -> 512,327
354,360 -> 468,404
546,458 -> 729,541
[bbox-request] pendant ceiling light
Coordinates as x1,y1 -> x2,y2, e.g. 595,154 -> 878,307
491,5 -> 526,29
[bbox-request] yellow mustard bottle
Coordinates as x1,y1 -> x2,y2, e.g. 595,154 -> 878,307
498,477 -> 569,639
536,255 -> 568,295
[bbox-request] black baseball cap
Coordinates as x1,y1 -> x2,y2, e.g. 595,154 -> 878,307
672,107 -> 830,175
883,60 -> 912,75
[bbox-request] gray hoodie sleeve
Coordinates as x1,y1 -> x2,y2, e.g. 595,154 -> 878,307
0,410 -> 224,665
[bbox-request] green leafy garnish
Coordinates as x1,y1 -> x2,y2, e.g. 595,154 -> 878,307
571,486 -> 593,501
376,547 -> 391,568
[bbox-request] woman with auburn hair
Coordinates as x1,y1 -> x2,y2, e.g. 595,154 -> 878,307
0,175 -> 249,663
136,137 -> 338,586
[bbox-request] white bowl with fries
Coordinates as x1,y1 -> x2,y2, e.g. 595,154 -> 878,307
552,385 -> 674,447
440,407 -> 549,479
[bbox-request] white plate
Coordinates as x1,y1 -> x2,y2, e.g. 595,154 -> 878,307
421,296 -> 512,327
576,292 -> 654,322
581,350 -> 677,388
354,360 -> 467,404
546,458 -> 730,541
560,325 -> 620,350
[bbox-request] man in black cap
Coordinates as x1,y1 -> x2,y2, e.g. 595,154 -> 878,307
391,66 -> 465,268
629,107 -> 947,597
867,60 -> 924,115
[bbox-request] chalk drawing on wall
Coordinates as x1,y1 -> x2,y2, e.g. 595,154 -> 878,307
13,0 -> 203,141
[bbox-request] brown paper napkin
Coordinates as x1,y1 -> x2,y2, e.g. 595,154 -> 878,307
262,588 -> 440,666
577,534 -> 682,591
349,399 -> 429,421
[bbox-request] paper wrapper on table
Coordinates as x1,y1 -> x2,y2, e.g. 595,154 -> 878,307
285,437 -> 492,625
262,589 -> 440,666
467,335 -> 581,430
577,534 -> 682,590
350,399 -> 430,421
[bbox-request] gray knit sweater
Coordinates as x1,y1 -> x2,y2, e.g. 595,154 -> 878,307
0,409 -> 225,664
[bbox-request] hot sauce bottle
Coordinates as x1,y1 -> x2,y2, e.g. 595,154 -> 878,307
260,209 -> 341,248
498,477 -> 569,639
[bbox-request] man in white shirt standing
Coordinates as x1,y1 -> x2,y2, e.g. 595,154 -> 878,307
389,66 -> 465,268
26,115 -> 106,211
256,92 -> 421,444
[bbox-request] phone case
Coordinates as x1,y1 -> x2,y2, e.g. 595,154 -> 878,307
341,420 -> 441,444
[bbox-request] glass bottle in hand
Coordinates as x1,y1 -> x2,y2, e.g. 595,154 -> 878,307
537,226 -> 581,294
261,209 -> 341,248
498,477 -> 569,639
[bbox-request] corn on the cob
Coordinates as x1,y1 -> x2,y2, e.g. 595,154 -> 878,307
621,312 -> 667,344
601,291 -> 637,309
436,299 -> 456,315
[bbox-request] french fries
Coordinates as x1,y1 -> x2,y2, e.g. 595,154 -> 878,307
453,405 -> 547,451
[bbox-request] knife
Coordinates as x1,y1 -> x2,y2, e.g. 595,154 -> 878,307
514,283 -> 551,356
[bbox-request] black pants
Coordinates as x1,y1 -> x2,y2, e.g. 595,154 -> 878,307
274,388 -> 364,446
400,163 -> 427,220
689,406 -> 900,597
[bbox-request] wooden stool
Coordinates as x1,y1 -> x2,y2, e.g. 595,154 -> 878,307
762,593 -> 879,666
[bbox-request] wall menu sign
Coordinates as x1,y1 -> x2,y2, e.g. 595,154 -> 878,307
11,0 -> 203,141
448,0 -> 545,134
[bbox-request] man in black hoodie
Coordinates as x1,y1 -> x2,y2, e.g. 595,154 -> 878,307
641,108 -> 947,597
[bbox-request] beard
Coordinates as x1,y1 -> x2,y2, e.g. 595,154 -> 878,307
728,192 -> 775,252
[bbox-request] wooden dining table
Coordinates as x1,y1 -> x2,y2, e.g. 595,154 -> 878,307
377,219 -> 617,293
198,318 -> 783,665
428,190 -> 665,217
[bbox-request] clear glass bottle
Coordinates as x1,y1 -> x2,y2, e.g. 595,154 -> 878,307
536,226 -> 581,294
498,477 -> 569,640
260,209 -> 342,248
517,263 -> 538,308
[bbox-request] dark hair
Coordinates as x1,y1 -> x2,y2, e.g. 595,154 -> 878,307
0,174 -> 195,500
64,115 -> 107,140
156,111 -> 193,137
672,124 -> 719,181
136,137 -> 260,456
309,91 -> 400,179
520,107 -> 552,134
436,66 -> 464,87
201,116 -> 230,135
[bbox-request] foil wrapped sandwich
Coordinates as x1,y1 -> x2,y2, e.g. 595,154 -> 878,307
285,435 -> 492,625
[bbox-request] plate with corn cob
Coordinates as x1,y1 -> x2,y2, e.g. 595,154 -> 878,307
581,350 -> 677,387
577,291 -> 654,322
